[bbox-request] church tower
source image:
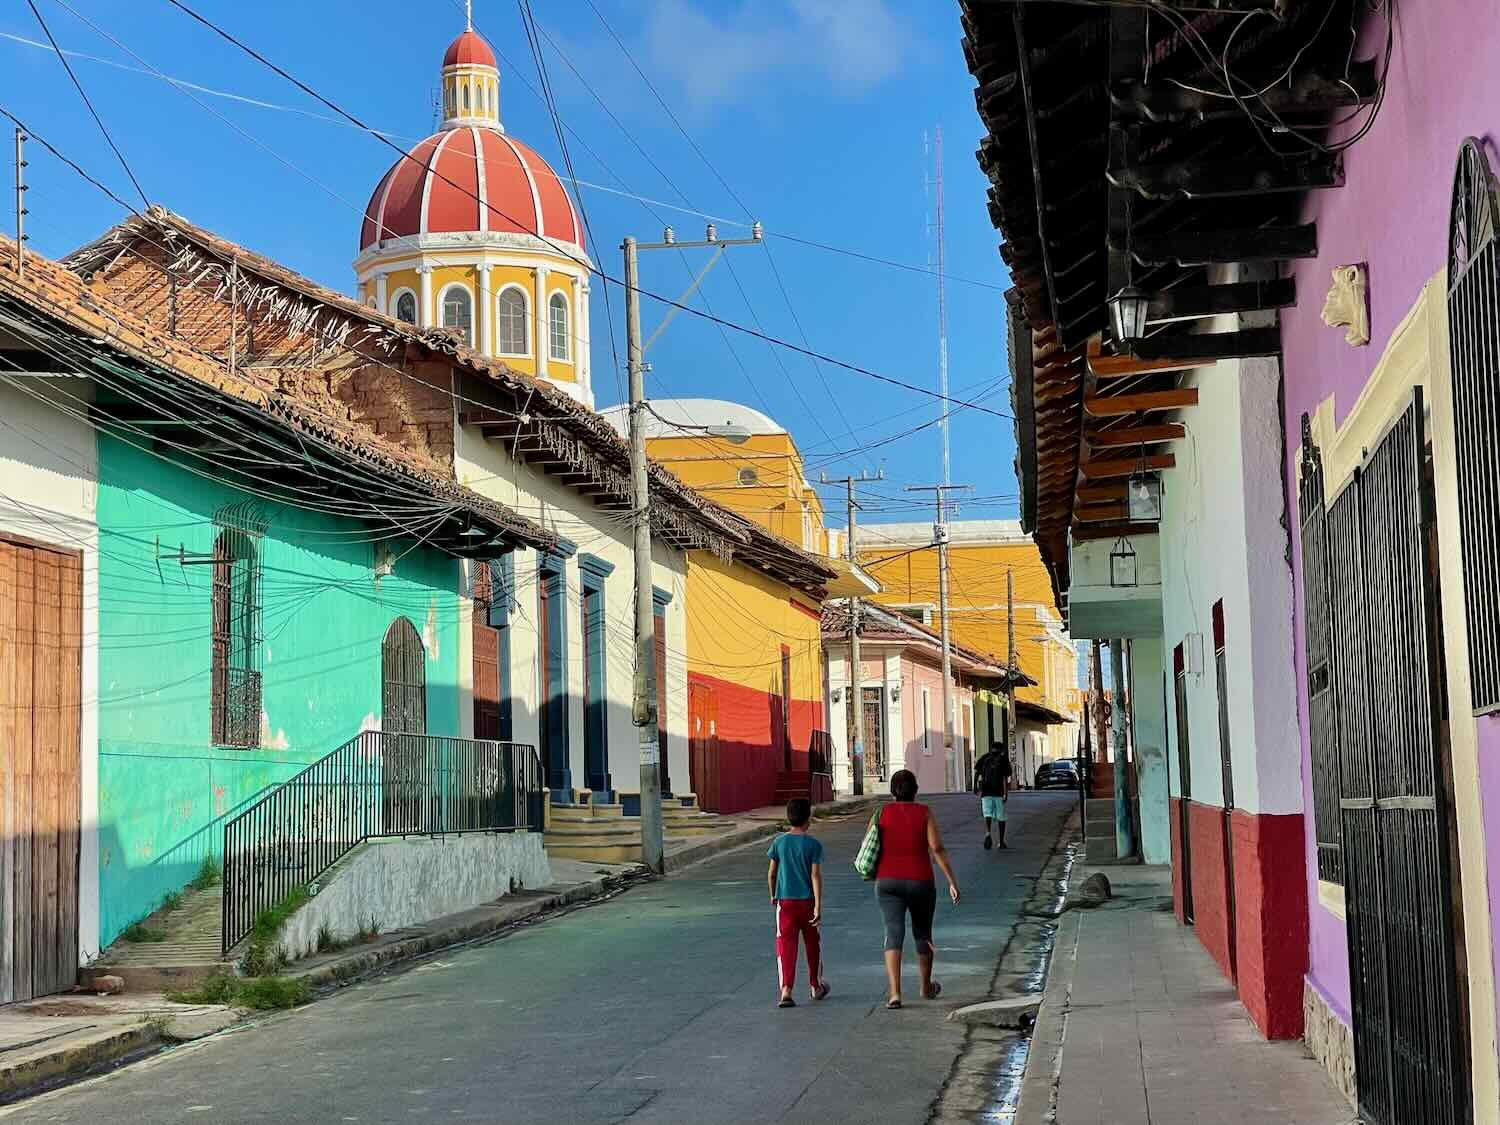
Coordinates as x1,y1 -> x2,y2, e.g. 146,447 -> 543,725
354,13 -> 594,406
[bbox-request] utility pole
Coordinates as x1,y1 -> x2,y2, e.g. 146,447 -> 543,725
13,129 -> 26,279
821,469 -> 882,796
623,223 -> 762,874
1110,639 -> 1136,858
906,483 -> 971,790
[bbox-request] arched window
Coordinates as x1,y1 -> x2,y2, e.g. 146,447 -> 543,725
548,291 -> 570,361
393,290 -> 417,324
463,83 -> 471,112
211,528 -> 261,747
441,285 -> 473,346
497,286 -> 529,355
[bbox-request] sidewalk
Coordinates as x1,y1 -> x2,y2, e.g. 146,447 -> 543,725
1018,865 -> 1357,1125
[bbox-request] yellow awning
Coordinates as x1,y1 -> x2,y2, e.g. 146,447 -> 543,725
822,556 -> 881,598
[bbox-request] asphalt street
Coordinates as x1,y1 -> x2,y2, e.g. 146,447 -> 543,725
8,791 -> 1074,1125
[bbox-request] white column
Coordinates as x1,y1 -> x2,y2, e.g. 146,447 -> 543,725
375,273 -> 388,314
417,267 -> 433,328
577,275 -> 591,397
535,264 -> 550,378
477,264 -> 493,357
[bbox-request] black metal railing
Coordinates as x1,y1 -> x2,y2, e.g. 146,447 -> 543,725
222,732 -> 544,955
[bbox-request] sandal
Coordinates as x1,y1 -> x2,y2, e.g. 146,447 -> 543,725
811,982 -> 831,1001
886,997 -> 903,1010
778,995 -> 796,1009
923,981 -> 943,1000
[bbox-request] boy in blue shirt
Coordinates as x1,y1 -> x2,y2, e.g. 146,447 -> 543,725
767,797 -> 829,1008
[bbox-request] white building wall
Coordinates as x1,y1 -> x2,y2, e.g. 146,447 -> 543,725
1129,636 -> 1171,864
0,380 -> 101,960
455,426 -> 689,799
1158,339 -> 1300,817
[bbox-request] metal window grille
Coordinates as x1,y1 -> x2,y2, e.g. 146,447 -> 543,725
394,291 -> 417,324
1298,418 -> 1343,885
211,527 -> 262,748
1447,137 -> 1500,715
441,288 -> 473,347
498,288 -> 528,355
548,293 -> 569,361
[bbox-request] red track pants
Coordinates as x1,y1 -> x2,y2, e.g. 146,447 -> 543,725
774,898 -> 822,993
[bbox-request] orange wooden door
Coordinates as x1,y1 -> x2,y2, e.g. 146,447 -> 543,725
0,537 -> 82,1003
471,564 -> 501,741
689,682 -> 720,812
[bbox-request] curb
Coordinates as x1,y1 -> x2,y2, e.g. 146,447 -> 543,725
664,821 -> 779,873
0,1024 -> 159,1104
291,872 -> 630,991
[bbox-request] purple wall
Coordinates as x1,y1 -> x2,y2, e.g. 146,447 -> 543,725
1279,6 -> 1500,1031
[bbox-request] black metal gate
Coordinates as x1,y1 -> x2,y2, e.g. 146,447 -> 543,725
1299,392 -> 1467,1125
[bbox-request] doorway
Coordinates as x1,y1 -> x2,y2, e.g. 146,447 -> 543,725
1172,643 -> 1194,924
381,616 -> 427,832
688,681 -> 720,813
860,686 -> 885,781
0,538 -> 83,1003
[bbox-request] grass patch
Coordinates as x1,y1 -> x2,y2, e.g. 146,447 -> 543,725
121,921 -> 168,943
357,916 -> 381,943
315,924 -> 353,955
188,855 -> 221,891
160,890 -> 182,913
237,885 -> 309,977
167,973 -> 310,1010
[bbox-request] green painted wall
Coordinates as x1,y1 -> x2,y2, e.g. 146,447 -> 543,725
96,436 -> 462,945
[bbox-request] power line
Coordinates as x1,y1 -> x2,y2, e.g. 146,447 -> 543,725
155,0 -> 1011,422
24,0 -> 149,208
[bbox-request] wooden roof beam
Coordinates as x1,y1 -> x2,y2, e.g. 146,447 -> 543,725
1085,387 -> 1197,416
1126,225 -> 1317,267
1147,278 -> 1295,322
1071,521 -> 1160,542
1087,423 -> 1185,448
1077,483 -> 1128,504
1109,155 -> 1341,200
1074,502 -> 1127,523
1081,452 -> 1175,479
1111,60 -> 1378,123
1132,326 -> 1281,362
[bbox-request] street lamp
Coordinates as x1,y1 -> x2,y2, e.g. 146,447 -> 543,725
1109,536 -> 1139,587
1108,285 -> 1151,343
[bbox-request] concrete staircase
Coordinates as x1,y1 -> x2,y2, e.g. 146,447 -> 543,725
82,886 -> 234,993
542,796 -> 738,863
1084,797 -> 1143,865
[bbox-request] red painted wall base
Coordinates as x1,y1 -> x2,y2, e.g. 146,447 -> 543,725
688,671 -> 820,814
1168,798 -> 1308,1040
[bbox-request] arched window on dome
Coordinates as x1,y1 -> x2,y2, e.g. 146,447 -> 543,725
548,291 -> 570,362
441,285 -> 473,347
393,289 -> 418,325
497,286 -> 529,356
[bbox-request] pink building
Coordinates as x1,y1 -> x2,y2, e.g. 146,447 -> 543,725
822,602 -> 1018,798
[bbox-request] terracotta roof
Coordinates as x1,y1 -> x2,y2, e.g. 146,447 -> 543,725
63,207 -> 835,594
443,29 -> 496,68
0,234 -> 555,554
820,601 -> 1032,687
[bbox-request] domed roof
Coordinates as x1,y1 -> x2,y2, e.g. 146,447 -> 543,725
443,29 -> 495,68
359,126 -> 582,251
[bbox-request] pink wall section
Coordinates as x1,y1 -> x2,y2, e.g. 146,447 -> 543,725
902,658 -> 949,796
1279,7 -> 1500,1030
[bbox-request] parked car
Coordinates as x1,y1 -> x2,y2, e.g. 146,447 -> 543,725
1034,759 -> 1081,790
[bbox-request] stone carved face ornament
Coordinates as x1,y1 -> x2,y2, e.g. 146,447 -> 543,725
1321,264 -> 1370,347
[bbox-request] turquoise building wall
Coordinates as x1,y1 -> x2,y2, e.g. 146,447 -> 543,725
95,436 -> 462,945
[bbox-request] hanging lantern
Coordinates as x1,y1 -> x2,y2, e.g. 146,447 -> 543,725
1127,473 -> 1162,522
1108,285 -> 1150,343
1109,535 -> 1138,587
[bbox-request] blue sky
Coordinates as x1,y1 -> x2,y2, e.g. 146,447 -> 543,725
3,0 -> 1016,529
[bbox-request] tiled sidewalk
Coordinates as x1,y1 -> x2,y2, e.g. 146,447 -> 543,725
1019,866 -> 1358,1125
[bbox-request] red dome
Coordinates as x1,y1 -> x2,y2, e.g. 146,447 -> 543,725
360,127 -> 583,251
443,30 -> 495,68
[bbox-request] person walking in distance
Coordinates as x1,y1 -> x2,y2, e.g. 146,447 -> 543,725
874,770 -> 960,1009
974,743 -> 1011,850
767,798 -> 830,1008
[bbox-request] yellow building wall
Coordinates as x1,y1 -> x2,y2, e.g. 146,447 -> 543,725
647,433 -> 811,547
684,552 -> 822,703
857,541 -> 1075,714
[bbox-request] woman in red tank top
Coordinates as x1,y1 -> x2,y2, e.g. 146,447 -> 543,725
872,770 -> 960,1008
